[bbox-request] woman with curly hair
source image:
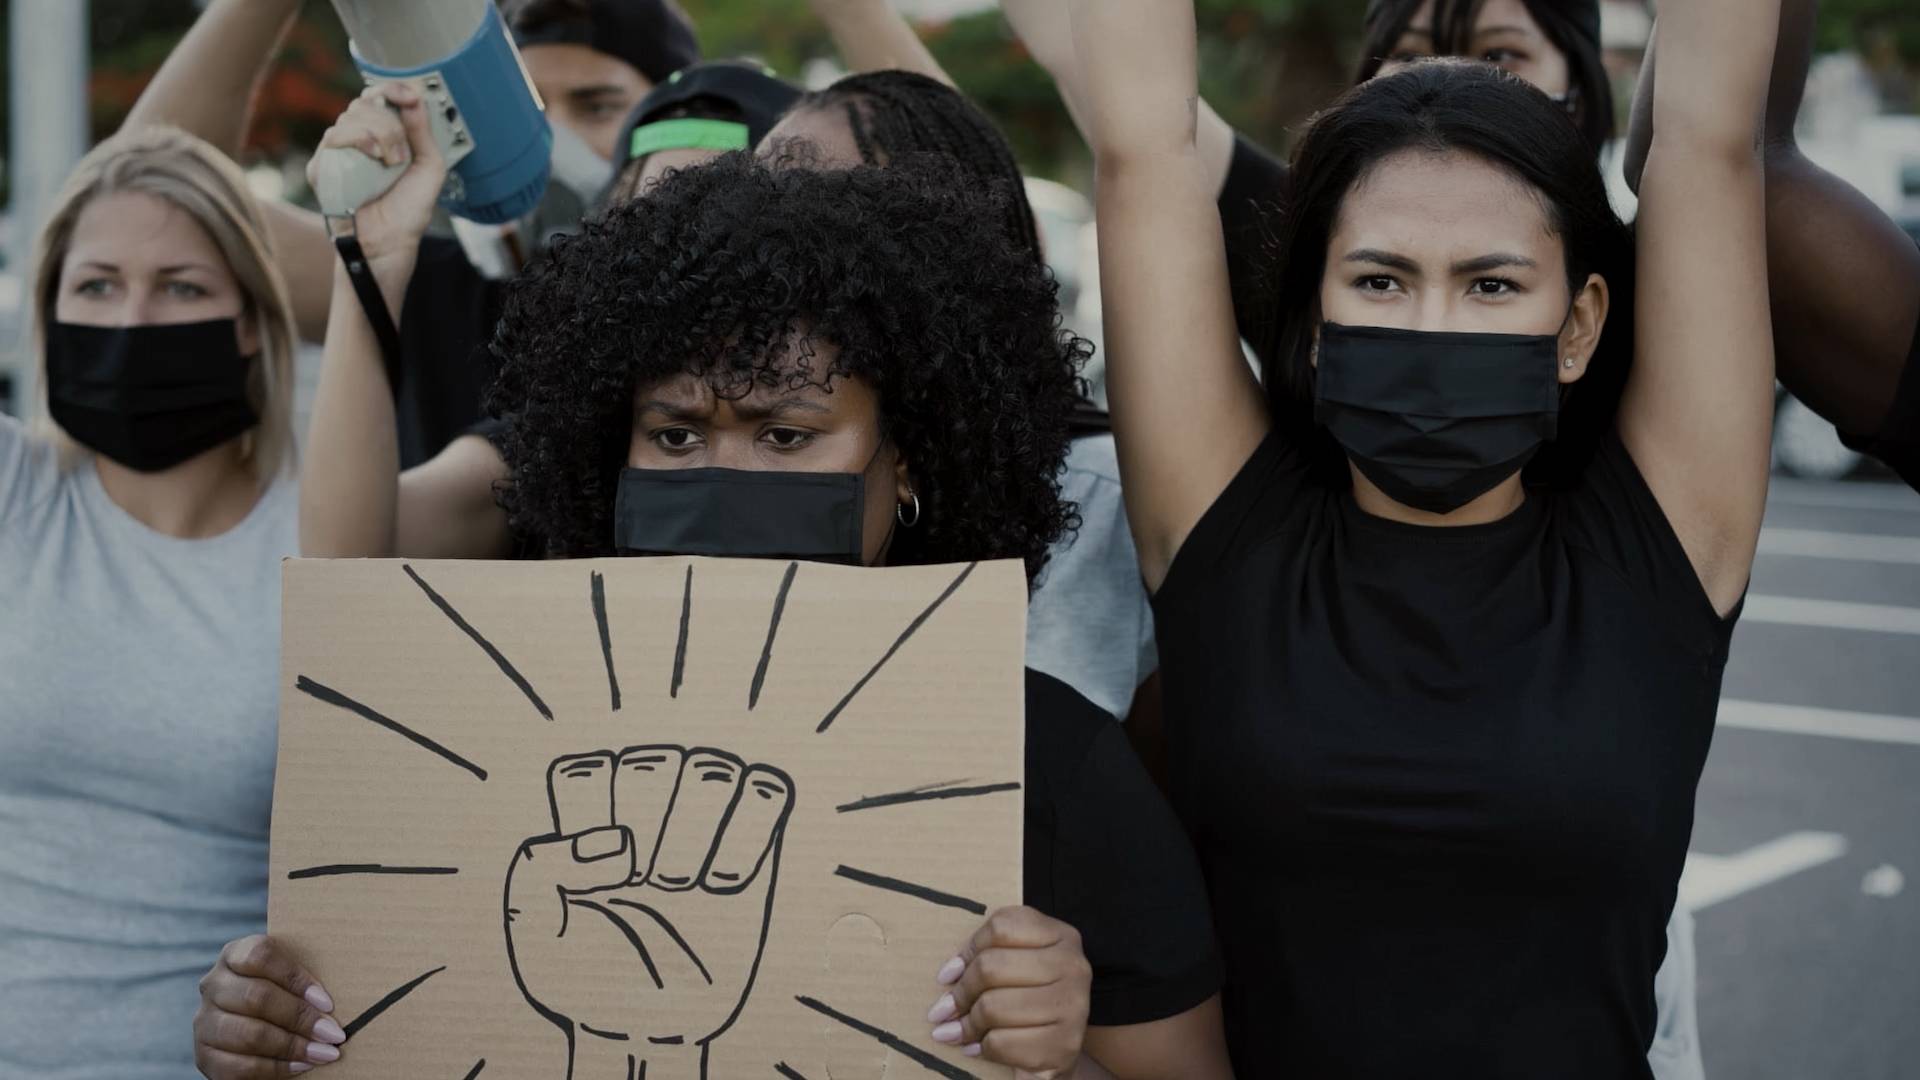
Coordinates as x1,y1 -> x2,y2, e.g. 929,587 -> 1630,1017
196,87 -> 1232,1080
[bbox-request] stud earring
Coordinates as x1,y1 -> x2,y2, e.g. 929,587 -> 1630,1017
1564,356 -> 1576,370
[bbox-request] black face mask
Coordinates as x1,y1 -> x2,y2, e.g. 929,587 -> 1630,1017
613,467 -> 867,564
1314,321 -> 1561,515
45,319 -> 259,473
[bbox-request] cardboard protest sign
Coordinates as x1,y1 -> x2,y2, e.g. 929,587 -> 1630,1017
270,557 -> 1027,1080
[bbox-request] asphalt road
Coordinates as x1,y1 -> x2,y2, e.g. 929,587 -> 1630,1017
1686,476 -> 1920,1079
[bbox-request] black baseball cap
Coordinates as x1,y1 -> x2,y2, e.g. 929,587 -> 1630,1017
613,60 -> 803,165
508,0 -> 701,86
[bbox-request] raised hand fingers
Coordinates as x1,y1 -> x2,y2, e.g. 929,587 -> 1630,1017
321,86 -> 412,168
648,749 -> 743,890
701,765 -> 794,893
547,751 -> 615,836
614,745 -> 684,879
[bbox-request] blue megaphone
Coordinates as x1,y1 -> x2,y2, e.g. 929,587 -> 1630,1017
312,0 -> 551,224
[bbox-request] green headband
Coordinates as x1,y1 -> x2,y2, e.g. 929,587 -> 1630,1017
628,118 -> 751,161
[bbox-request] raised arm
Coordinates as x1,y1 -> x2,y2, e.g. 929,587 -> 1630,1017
1620,0 -> 1780,616
1066,0 -> 1266,590
300,86 -> 512,560
124,0 -> 338,342
809,0 -> 952,85
1000,0 -> 1235,197
1626,0 -> 1920,447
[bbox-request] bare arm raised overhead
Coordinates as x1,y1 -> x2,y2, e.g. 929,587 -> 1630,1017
1621,0 -> 1782,616
123,0 -> 338,343
809,0 -> 953,85
1626,0 -> 1920,466
1065,0 -> 1267,591
999,0 -> 1236,194
300,86 -> 512,560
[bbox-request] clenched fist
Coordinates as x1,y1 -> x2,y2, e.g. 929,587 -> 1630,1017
505,746 -> 794,1079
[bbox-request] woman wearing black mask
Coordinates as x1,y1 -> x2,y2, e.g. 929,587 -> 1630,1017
0,126 -> 300,1077
1070,0 -> 1775,1073
193,152 -> 1232,1079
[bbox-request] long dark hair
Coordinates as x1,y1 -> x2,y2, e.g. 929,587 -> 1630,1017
1263,61 -> 1634,487
1356,0 -> 1615,154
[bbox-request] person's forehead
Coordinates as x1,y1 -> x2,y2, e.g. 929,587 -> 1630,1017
67,191 -> 222,265
1333,151 -> 1554,253
1402,0 -> 1545,38
519,41 -> 646,91
758,107 -> 864,168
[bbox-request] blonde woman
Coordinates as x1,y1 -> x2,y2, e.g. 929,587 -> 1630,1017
0,125 -> 304,1079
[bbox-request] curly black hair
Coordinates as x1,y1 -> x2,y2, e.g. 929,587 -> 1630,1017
486,152 -> 1089,582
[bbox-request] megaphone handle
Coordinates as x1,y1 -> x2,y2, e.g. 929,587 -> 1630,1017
312,143 -> 411,218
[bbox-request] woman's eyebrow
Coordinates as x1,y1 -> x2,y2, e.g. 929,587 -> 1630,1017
734,397 -> 834,420
636,400 -> 708,419
1343,248 -> 1421,273
1451,253 -> 1538,274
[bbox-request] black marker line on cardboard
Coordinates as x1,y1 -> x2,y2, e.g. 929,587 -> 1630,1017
341,965 -> 446,1041
775,1064 -> 811,1080
287,864 -> 459,880
606,898 -> 713,984
793,996 -> 978,1080
816,562 -> 977,734
403,563 -> 553,721
570,899 -> 665,989
835,781 -> 1023,814
294,677 -> 488,781
460,1060 -> 485,1080
592,572 -> 622,712
832,866 -> 987,915
749,562 -> 799,710
671,565 -> 693,699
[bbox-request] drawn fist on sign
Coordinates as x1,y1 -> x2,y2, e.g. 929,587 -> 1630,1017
506,747 -> 794,1075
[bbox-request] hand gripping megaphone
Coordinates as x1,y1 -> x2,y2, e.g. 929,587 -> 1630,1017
312,0 -> 552,224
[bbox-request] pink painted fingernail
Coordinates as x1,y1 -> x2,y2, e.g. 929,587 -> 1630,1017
926,994 -> 956,1024
304,985 -> 334,1014
936,956 -> 964,985
306,1042 -> 341,1064
312,1017 -> 346,1045
962,1043 -> 982,1058
930,1020 -> 963,1045
290,1065 -> 313,1075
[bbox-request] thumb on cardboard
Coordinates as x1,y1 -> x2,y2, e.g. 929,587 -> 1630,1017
507,827 -> 637,938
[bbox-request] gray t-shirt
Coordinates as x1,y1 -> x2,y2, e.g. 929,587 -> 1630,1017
0,417 -> 296,1080
1026,434 -> 1156,720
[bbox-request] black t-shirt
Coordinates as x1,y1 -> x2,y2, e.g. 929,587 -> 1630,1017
1151,429 -> 1738,1076
1839,315 -> 1920,493
1217,134 -> 1291,369
1021,669 -> 1221,1027
395,237 -> 508,469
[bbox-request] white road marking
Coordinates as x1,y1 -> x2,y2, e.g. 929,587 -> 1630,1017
1718,700 -> 1920,747
1743,595 -> 1920,636
1681,832 -> 1848,912
1767,481 -> 1920,514
1757,528 -> 1920,565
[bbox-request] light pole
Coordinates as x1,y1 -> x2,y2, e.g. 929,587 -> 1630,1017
5,0 -> 90,415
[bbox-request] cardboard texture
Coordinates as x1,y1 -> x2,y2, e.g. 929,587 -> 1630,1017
270,557 -> 1027,1080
